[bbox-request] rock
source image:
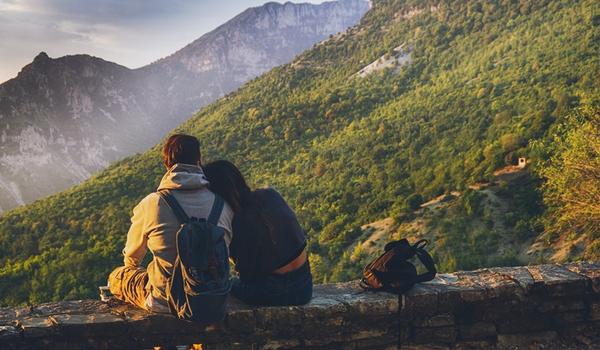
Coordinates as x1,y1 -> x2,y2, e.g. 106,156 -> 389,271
497,330 -> 558,347
1,264 -> 599,349
0,325 -> 21,340
413,326 -> 457,344
527,264 -> 589,297
459,322 -> 496,340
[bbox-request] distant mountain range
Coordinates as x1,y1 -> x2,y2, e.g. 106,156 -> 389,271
0,0 -> 369,213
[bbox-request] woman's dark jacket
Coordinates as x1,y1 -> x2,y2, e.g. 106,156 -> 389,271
229,188 -> 307,282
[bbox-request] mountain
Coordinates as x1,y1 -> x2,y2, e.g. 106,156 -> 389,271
0,0 -> 370,213
141,0 -> 372,132
0,0 -> 598,306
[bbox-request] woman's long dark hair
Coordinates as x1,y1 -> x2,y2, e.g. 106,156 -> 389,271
202,160 -> 252,214
203,160 -> 275,251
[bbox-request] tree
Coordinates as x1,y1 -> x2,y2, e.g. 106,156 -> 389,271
538,106 -> 600,259
405,193 -> 424,211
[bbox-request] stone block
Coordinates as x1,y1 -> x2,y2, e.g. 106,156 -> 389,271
314,280 -> 400,341
352,344 -> 397,350
551,311 -> 586,324
453,340 -> 496,349
453,300 -> 521,324
527,264 -> 589,297
0,307 -> 17,325
495,311 -> 552,334
260,339 -> 301,349
591,303 -> 600,321
564,261 -> 600,294
226,306 -> 256,334
434,285 -> 462,314
255,305 -> 303,338
347,328 -> 388,341
401,284 -> 441,317
467,299 -> 529,322
497,330 -> 558,347
49,313 -> 128,338
18,316 -> 57,338
303,336 -> 344,347
451,281 -> 490,304
29,300 -> 111,318
300,295 -> 347,344
458,322 -> 496,340
191,323 -> 230,344
412,326 -> 457,344
206,343 -> 256,350
401,345 -> 450,350
454,268 -> 524,301
537,299 -> 586,313
561,321 -> 600,340
0,325 -> 21,341
350,333 -> 398,349
330,287 -> 399,317
414,314 -> 455,328
402,276 -> 464,318
488,266 -> 536,295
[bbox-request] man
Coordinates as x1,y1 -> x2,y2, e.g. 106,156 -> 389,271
108,134 -> 234,312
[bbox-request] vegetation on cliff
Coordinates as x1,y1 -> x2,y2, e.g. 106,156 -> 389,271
534,106 -> 600,260
0,0 -> 599,305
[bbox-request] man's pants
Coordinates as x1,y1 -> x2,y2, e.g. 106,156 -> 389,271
108,266 -> 149,310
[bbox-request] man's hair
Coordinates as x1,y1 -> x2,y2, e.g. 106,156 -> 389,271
162,134 -> 201,169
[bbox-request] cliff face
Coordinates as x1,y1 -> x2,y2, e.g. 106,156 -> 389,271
138,0 -> 370,133
0,53 -> 151,211
0,0 -> 369,212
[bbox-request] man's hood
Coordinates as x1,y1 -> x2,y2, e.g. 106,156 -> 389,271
157,163 -> 210,191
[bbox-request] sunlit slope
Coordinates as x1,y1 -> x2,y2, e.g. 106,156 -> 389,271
1,0 -> 598,305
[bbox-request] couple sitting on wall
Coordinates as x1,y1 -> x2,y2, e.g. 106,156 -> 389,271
107,134 -> 312,318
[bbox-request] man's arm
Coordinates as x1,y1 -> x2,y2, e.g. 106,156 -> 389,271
122,196 -> 151,267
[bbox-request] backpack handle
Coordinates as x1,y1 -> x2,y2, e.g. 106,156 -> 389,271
413,239 -> 428,250
413,246 -> 437,283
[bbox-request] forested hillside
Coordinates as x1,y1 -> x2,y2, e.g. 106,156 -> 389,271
1,0 -> 598,306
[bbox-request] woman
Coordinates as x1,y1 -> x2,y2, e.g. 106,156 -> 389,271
203,160 -> 312,306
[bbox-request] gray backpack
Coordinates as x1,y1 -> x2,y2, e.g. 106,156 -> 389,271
158,190 -> 231,323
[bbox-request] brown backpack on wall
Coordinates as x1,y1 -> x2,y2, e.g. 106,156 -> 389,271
360,239 -> 437,294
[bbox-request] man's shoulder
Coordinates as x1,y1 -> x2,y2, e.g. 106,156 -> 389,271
135,192 -> 162,210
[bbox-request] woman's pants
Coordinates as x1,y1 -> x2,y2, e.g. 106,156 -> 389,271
231,261 -> 313,306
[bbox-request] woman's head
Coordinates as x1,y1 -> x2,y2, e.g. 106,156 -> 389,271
203,160 -> 251,213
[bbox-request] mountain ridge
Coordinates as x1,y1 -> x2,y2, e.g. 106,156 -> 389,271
0,0 -> 369,213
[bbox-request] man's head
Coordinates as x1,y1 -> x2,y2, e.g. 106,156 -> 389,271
162,134 -> 202,169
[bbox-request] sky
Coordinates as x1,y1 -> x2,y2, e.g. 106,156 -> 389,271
0,0 -> 324,83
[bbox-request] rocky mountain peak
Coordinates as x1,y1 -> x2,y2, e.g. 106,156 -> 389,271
33,51 -> 50,62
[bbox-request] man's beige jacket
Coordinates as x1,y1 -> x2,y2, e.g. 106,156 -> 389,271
122,163 -> 234,311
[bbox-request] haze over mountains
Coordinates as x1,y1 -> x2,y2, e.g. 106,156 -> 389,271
0,0 -> 369,213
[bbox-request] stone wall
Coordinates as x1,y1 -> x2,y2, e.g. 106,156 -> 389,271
1,262 -> 599,350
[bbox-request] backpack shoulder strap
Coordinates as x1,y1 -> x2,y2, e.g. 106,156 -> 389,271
158,190 -> 189,223
207,195 -> 225,226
